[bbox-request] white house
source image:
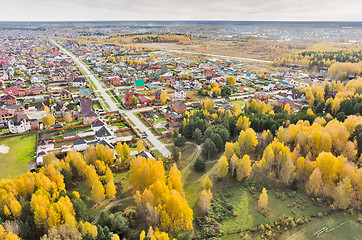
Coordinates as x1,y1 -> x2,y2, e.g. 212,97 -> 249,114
8,113 -> 31,133
72,77 -> 87,87
174,88 -> 186,100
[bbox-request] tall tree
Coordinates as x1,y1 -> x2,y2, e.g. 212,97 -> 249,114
91,180 -> 105,204
217,156 -> 229,178
258,188 -> 268,211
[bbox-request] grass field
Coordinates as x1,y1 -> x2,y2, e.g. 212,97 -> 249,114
215,179 -> 329,237
280,214 -> 362,240
0,134 -> 37,179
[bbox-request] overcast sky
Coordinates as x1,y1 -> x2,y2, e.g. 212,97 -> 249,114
2,0 -> 362,21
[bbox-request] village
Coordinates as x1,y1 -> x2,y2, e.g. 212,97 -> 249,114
0,37 -> 336,175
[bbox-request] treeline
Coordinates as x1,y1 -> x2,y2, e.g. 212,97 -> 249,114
106,34 -> 193,45
274,49 -> 362,69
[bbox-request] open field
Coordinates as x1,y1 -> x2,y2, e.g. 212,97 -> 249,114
0,134 -> 37,179
279,214 -> 362,240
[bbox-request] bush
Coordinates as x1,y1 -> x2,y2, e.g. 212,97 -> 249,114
174,136 -> 187,147
194,156 -> 206,172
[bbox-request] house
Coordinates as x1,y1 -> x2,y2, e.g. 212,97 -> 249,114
73,139 -> 88,152
278,97 -> 295,110
139,96 -> 152,106
174,88 -> 186,100
60,89 -> 71,100
8,113 -> 31,133
95,126 -> 114,141
29,84 -> 46,95
31,76 -> 42,84
4,87 -> 25,96
110,77 -> 121,86
0,108 -> 16,123
79,99 -> 93,115
155,89 -> 161,101
91,118 -> 105,132
73,77 -> 87,87
134,79 -> 145,90
171,101 -> 187,114
166,112 -> 181,122
1,94 -> 17,105
83,110 -> 98,124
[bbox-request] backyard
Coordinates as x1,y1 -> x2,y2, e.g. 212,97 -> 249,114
0,134 -> 37,179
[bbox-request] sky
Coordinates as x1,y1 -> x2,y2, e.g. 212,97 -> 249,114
2,0 -> 362,21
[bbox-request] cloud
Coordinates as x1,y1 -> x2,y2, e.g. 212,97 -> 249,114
1,0 -> 362,21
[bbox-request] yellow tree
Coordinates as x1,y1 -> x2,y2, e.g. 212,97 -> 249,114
42,114 -> 55,128
44,105 -> 50,112
91,180 -> 105,204
202,175 -> 213,191
64,112 -> 73,123
105,180 -> 117,199
306,167 -> 322,196
149,55 -> 155,61
115,142 -> 124,160
199,189 -> 212,214
160,90 -> 168,102
217,156 -> 229,178
226,76 -> 236,85
137,139 -> 145,153
236,116 -> 251,131
235,154 -> 252,181
258,188 -> 268,211
284,104 -> 291,114
224,142 -> 234,160
168,164 -> 183,194
333,177 -> 352,210
123,142 -> 131,164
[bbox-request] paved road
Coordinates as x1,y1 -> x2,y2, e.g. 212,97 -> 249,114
51,39 -> 171,157
161,49 -> 272,63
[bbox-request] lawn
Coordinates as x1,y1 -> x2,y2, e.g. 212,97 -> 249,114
214,178 -> 329,237
0,134 -> 37,179
279,214 -> 362,240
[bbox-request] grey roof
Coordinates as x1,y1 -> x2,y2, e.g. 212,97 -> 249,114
73,139 -> 87,145
95,126 -> 112,138
91,118 -> 105,127
83,109 -> 98,118
9,113 -> 29,125
173,101 -> 186,108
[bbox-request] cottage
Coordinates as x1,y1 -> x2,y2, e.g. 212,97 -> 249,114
29,84 -> 46,95
1,94 -> 17,105
171,101 -> 187,114
4,87 -> 25,96
174,88 -> 186,100
139,96 -> 152,106
95,126 -> 114,141
110,76 -> 121,86
0,108 -> 15,123
278,97 -> 295,110
83,110 -> 98,124
72,77 -> 87,87
8,113 -> 31,133
73,139 -> 88,152
91,118 -> 105,132
134,79 -> 145,90
60,89 -> 71,100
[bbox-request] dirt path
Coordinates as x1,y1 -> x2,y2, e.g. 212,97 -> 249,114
181,143 -> 202,185
91,196 -> 133,225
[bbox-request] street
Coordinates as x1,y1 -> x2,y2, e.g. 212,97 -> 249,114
51,39 -> 171,157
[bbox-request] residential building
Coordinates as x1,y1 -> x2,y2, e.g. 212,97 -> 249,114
8,113 -> 31,133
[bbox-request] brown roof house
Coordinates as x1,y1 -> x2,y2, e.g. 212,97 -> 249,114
171,101 -> 187,114
8,113 -> 31,133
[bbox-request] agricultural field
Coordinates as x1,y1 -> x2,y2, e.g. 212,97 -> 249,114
0,134 -> 37,179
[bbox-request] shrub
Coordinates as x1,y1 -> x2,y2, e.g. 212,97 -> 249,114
194,156 -> 206,172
